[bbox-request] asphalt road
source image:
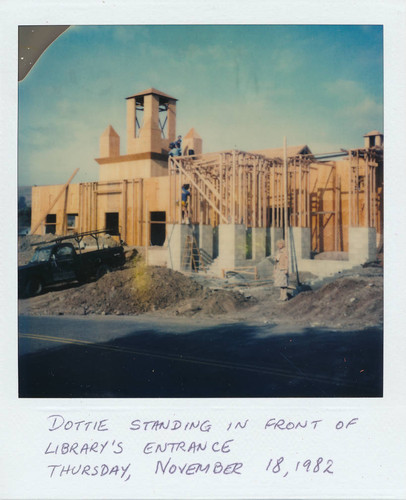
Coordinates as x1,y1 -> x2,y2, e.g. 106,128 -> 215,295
18,315 -> 383,398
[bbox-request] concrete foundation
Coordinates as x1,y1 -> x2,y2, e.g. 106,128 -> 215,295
146,247 -> 168,267
166,224 -> 194,271
252,227 -> 266,261
290,227 -> 311,260
167,223 -> 378,279
348,227 -> 377,264
297,258 -> 356,278
199,224 -> 213,259
218,224 -> 246,268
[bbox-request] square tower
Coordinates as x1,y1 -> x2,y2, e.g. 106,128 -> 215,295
126,88 -> 177,155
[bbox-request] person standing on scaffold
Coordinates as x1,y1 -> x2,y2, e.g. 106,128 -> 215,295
181,184 -> 191,224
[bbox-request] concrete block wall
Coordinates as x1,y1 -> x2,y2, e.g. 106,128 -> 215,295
166,223 -> 194,271
218,224 -> 246,269
252,228 -> 266,261
289,227 -> 311,260
166,224 -> 378,279
348,227 -> 377,264
199,224 -> 213,259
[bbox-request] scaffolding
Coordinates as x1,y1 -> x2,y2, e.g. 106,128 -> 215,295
169,147 -> 382,255
169,151 -> 313,229
348,148 -> 381,229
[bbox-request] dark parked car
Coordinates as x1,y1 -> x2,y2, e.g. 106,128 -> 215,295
19,235 -> 125,298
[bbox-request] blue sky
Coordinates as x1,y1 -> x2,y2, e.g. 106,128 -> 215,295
18,25 -> 383,186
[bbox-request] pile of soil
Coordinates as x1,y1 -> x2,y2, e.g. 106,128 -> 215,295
278,274 -> 383,329
19,263 -> 250,317
18,232 -> 383,329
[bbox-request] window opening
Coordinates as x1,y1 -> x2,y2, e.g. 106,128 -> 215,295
45,214 -> 56,234
158,103 -> 169,139
150,211 -> 166,246
67,213 -> 78,230
135,97 -> 144,138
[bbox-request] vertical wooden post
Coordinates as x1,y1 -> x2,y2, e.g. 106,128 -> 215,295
178,160 -> 182,224
334,166 -> 338,251
252,157 -> 257,228
271,161 -> 275,227
61,186 -> 68,234
83,184 -> 87,232
258,160 -> 262,227
372,165 -> 376,228
293,157 -> 297,226
283,137 -> 288,243
122,180 -> 127,242
298,157 -> 302,227
232,150 -> 236,223
219,154 -> 223,222
262,162 -> 266,227
276,168 -> 280,228
355,155 -> 358,227
78,184 -> 83,233
94,183 -> 98,231
365,157 -> 370,228
245,167 -> 248,226
131,180 -> 135,245
337,175 -> 342,250
145,199 -> 149,259
138,180 -> 143,246
169,158 -> 172,224
307,164 -> 310,228
237,164 -> 241,225
84,184 -> 88,232
348,151 -> 352,229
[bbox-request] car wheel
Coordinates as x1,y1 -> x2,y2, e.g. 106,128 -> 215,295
24,278 -> 43,297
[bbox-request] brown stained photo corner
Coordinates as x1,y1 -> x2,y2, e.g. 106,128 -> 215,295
18,25 -> 383,398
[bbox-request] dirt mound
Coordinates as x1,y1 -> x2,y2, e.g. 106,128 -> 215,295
19,263 -> 250,317
280,275 -> 383,328
174,289 -> 251,316
18,245 -> 383,328
18,234 -> 56,265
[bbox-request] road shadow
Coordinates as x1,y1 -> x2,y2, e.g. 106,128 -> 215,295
18,324 -> 383,398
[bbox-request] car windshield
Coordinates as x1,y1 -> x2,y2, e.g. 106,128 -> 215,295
30,247 -> 52,263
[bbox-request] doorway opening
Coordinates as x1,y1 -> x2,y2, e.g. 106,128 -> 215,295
105,212 -> 119,236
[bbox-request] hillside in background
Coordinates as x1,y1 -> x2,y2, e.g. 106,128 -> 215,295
18,186 -> 32,207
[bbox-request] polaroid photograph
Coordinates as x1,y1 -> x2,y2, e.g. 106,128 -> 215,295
1,1 -> 406,499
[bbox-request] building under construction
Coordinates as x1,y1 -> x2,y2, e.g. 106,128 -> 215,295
30,88 -> 383,277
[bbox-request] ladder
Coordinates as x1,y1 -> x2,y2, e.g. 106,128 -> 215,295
181,235 -> 207,273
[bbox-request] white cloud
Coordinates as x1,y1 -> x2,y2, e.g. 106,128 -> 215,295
324,79 -> 365,99
323,79 -> 383,129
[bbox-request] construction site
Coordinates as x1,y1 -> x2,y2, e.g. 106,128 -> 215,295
20,87 -> 383,329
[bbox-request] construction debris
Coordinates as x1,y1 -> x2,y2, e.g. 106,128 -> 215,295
18,235 -> 382,330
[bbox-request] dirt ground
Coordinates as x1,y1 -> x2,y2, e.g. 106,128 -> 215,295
18,236 -> 383,330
